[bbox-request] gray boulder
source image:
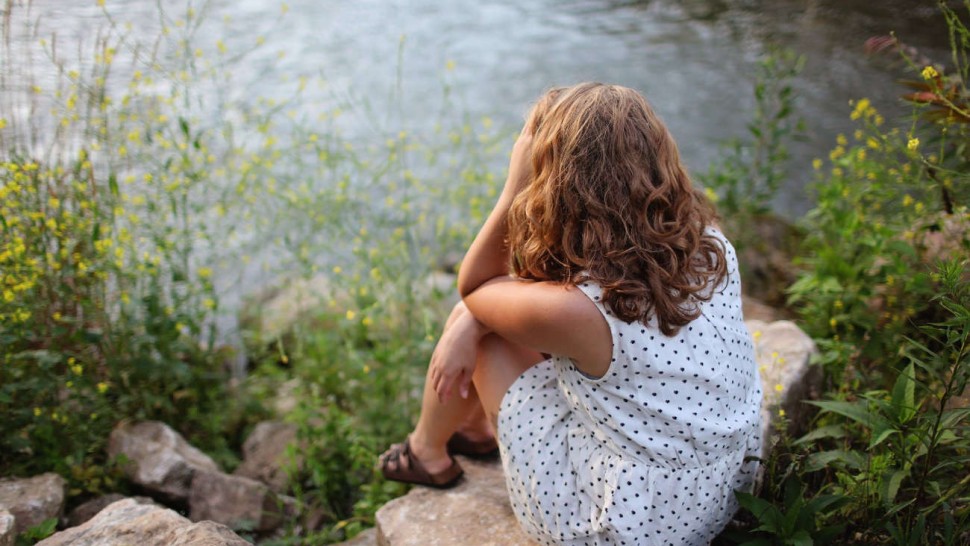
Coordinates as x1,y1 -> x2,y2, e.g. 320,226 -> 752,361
107,421 -> 220,501
67,494 -> 154,528
0,510 -> 15,546
746,319 -> 822,455
335,528 -> 378,546
189,470 -> 283,532
0,473 -> 66,534
233,421 -> 300,493
37,498 -> 248,546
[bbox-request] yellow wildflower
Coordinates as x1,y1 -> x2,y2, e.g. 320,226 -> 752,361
97,382 -> 109,394
774,384 -> 784,393
907,138 -> 919,151
902,194 -> 914,207
346,310 -> 356,321
921,65 -> 939,80
704,187 -> 719,203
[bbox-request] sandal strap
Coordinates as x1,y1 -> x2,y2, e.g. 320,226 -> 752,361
380,437 -> 463,488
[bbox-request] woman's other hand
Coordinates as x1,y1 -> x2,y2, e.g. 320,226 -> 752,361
429,302 -> 489,404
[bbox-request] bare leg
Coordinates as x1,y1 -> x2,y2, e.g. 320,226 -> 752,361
472,333 -> 544,431
382,319 -> 543,477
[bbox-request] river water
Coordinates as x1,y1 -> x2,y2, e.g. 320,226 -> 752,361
7,0 -> 953,215
2,0 -> 957,362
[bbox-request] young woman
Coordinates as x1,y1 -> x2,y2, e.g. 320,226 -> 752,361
380,82 -> 762,545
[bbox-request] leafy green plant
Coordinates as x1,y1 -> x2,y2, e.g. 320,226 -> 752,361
16,518 -> 58,545
725,5 -> 970,545
702,48 -> 806,221
730,476 -> 845,546
700,48 -> 806,305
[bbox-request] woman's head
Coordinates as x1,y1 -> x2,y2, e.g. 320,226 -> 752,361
508,83 -> 726,335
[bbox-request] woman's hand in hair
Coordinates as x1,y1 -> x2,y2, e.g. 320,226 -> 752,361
503,128 -> 534,198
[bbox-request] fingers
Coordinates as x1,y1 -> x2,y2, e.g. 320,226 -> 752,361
430,361 -> 453,404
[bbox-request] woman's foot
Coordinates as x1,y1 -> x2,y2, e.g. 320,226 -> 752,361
447,403 -> 498,457
379,435 -> 463,488
447,430 -> 499,459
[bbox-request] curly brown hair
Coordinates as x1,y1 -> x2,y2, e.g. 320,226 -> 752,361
507,83 -> 727,336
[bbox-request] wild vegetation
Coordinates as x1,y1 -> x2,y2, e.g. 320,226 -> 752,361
1,0 -> 968,544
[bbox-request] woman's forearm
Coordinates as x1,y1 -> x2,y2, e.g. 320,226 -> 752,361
458,132 -> 533,298
457,190 -> 515,298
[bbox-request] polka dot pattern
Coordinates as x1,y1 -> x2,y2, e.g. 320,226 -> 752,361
497,229 -> 762,545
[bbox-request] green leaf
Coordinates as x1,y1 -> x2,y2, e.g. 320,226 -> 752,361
736,491 -> 783,532
880,468 -> 908,505
939,407 -> 970,431
108,171 -> 119,197
890,363 -> 917,424
808,400 -> 892,432
804,449 -> 864,472
869,422 -> 897,449
786,529 -> 813,546
19,517 -> 57,540
793,424 -> 846,445
803,494 -> 848,517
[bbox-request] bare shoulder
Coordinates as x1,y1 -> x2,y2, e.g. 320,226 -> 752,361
463,277 -> 611,374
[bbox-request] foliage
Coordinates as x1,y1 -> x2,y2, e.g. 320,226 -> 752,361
16,518 -> 58,545
729,3 -> 970,544
0,2 -> 261,489
3,0 -> 503,541
701,48 -> 805,222
699,48 -> 805,305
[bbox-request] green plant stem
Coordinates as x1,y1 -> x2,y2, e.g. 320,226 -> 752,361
909,323 -> 970,528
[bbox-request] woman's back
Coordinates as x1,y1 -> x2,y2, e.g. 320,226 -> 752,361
562,229 -> 762,469
498,229 -> 762,546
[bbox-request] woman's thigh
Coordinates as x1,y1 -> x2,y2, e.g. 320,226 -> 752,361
472,333 -> 545,429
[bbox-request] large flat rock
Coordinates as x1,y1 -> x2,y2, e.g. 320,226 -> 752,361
37,498 -> 249,546
376,456 -> 537,546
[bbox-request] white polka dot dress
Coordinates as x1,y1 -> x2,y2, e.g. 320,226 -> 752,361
497,230 -> 762,546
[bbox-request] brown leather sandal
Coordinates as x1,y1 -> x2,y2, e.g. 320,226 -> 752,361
447,431 -> 499,459
380,437 -> 463,489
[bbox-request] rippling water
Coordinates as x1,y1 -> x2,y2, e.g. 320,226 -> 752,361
7,0 -> 952,215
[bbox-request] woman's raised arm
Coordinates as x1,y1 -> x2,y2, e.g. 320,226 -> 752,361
456,130 -> 533,298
